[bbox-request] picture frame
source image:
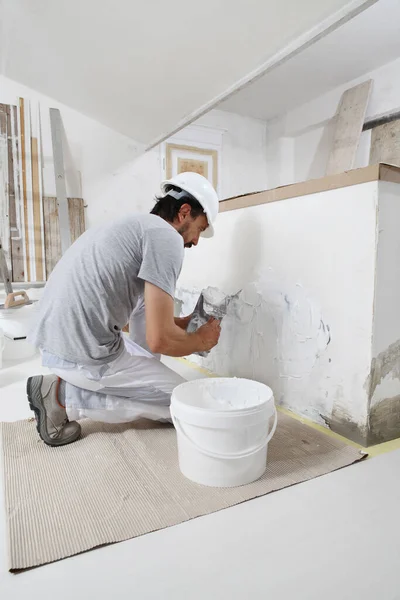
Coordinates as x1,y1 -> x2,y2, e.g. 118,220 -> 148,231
165,143 -> 218,190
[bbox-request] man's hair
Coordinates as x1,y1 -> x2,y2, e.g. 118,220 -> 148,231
150,185 -> 204,222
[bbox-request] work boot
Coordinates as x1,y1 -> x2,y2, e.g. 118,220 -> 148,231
27,375 -> 81,446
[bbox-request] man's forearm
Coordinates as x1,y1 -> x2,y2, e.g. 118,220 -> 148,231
144,283 -> 208,357
156,324 -> 201,357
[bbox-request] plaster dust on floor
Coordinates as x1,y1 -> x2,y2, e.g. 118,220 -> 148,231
175,269 -> 331,421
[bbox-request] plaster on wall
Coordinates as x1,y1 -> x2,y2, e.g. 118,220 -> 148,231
177,270 -> 331,420
177,181 -> 379,442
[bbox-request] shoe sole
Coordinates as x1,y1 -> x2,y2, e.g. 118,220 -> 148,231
27,376 -> 81,447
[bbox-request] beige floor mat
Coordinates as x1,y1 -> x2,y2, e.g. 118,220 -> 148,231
1,413 -> 364,571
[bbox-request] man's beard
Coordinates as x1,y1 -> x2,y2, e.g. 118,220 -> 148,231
178,223 -> 193,248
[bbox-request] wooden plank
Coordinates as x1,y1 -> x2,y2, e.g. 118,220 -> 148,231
15,103 -> 28,281
49,108 -> 71,255
68,197 -> 85,243
326,80 -> 372,176
19,98 -> 31,281
22,99 -> 36,281
369,120 -> 400,167
31,137 -> 44,280
43,196 -> 59,278
0,104 -> 11,275
6,105 -> 24,282
0,235 -> 13,295
37,106 -> 46,280
43,196 -> 85,278
5,106 -> 16,281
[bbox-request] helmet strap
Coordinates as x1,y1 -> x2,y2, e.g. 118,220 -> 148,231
165,188 -> 191,202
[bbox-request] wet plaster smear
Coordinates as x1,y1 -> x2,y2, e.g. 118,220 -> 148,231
176,270 -> 332,424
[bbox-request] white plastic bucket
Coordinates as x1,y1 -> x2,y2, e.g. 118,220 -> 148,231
3,337 -> 38,361
0,303 -> 38,361
171,378 -> 277,488
0,303 -> 37,339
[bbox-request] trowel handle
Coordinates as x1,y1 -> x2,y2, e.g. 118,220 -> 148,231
4,291 -> 30,309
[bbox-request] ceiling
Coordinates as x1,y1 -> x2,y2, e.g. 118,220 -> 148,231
0,0 -> 376,146
219,0 -> 400,121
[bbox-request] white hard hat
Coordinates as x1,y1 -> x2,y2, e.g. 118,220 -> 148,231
160,172 -> 219,238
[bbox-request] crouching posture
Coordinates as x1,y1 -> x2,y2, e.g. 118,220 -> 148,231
27,173 -> 221,446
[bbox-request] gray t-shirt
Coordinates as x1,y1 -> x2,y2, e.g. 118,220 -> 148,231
29,214 -> 184,365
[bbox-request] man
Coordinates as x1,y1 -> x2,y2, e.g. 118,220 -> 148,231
27,172 -> 221,447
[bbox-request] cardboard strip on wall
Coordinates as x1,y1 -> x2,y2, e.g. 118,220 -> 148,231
219,163 -> 400,213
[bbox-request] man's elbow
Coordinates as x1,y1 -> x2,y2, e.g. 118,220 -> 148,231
146,334 -> 166,355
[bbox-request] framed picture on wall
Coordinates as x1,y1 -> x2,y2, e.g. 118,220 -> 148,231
165,143 -> 218,191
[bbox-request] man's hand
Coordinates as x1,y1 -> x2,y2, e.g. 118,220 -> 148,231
145,283 -> 220,357
196,317 -> 221,352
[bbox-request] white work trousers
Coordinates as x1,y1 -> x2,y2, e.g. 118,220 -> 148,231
48,335 -> 185,424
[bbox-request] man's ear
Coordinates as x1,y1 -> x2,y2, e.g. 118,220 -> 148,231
178,203 -> 192,223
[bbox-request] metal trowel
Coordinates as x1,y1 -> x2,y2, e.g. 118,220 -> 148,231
187,287 -> 240,357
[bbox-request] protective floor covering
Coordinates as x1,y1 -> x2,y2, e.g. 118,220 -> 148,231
1,414 -> 364,571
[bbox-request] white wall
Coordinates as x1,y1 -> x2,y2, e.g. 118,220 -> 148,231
177,181 -> 379,442
0,75 -> 268,229
195,110 -> 268,198
266,55 -> 400,188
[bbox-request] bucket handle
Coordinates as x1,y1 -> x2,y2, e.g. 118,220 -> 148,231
171,405 -> 278,461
